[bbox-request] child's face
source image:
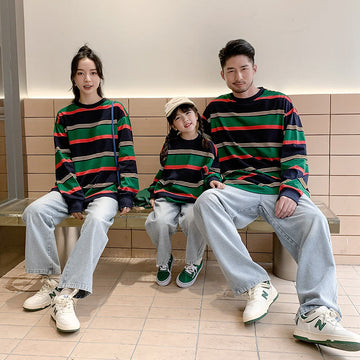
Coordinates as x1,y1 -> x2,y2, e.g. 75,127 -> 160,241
172,109 -> 198,139
74,58 -> 101,101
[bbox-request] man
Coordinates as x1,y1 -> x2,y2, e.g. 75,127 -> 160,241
194,39 -> 360,351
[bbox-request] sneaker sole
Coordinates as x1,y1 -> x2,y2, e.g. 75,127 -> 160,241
51,313 -> 80,333
23,303 -> 51,312
293,333 -> 360,352
243,292 -> 279,325
176,263 -> 203,288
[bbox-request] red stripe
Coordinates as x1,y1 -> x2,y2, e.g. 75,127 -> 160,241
118,124 -> 132,131
289,165 -> 309,176
220,154 -> 281,162
85,190 -> 114,199
285,107 -> 299,116
69,134 -> 113,145
76,166 -> 117,177
255,94 -> 292,102
54,132 -> 67,137
119,187 -> 138,194
283,140 -> 306,145
55,158 -> 72,169
59,103 -> 126,117
60,186 -> 82,195
154,189 -> 197,199
118,156 -> 136,162
213,125 -> 283,132
164,164 -> 202,171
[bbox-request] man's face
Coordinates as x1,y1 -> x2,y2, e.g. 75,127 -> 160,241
221,55 -> 257,98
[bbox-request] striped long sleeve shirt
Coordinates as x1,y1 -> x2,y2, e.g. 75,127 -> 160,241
149,134 -> 222,204
53,98 -> 139,213
202,87 -> 309,203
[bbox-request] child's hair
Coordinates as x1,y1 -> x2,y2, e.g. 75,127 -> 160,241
160,104 -> 210,166
218,39 -> 255,69
70,45 -> 104,102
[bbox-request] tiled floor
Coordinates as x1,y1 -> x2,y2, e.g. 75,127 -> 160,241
1,258 -> 360,360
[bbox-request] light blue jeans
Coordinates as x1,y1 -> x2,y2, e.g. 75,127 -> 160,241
145,198 -> 206,266
193,186 -> 341,319
22,191 -> 118,297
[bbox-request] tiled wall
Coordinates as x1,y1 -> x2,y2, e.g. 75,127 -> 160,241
22,95 -> 360,264
0,99 -> 7,201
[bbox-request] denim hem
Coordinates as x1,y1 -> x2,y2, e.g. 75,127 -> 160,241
233,277 -> 271,296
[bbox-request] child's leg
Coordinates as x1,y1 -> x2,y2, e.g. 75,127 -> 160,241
178,203 -> 206,265
145,198 -> 180,266
22,191 -> 69,275
59,196 -> 118,297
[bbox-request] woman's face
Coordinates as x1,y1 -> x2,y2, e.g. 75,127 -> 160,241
73,58 -> 101,101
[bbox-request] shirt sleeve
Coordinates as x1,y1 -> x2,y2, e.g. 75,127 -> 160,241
54,112 -> 85,213
115,103 -> 139,209
279,100 -> 309,203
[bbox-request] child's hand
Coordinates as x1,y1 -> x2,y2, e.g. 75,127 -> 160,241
119,206 -> 131,215
71,212 -> 84,220
209,180 -> 225,189
149,198 -> 155,208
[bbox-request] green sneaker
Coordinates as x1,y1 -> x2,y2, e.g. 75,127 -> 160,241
176,261 -> 203,288
156,254 -> 173,286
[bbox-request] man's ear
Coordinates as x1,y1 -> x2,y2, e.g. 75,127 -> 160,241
220,70 -> 225,81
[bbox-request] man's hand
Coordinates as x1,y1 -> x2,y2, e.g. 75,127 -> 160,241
71,212 -> 84,220
275,196 -> 297,219
209,180 -> 225,189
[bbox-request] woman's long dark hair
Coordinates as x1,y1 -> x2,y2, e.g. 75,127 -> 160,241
160,104 -> 210,166
70,45 -> 104,103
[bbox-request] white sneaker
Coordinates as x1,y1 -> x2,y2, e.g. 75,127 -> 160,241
50,289 -> 80,333
294,306 -> 360,351
243,281 -> 278,324
23,276 -> 59,311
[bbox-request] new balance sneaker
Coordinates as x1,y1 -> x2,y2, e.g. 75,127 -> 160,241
51,289 -> 80,333
243,281 -> 278,325
176,261 -> 203,288
294,306 -> 360,351
156,254 -> 174,286
23,276 -> 59,311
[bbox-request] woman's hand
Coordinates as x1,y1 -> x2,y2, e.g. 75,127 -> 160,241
209,180 -> 225,189
149,198 -> 155,209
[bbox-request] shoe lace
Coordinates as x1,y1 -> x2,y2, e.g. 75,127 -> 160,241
184,264 -> 197,275
38,276 -> 57,295
316,307 -> 339,326
54,290 -> 78,313
159,265 -> 169,271
247,282 -> 269,300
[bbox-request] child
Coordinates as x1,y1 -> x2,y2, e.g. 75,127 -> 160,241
22,45 -> 139,332
145,97 -> 224,288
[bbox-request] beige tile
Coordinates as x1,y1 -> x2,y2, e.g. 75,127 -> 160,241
132,345 -> 195,360
26,173 -> 54,192
290,94 -> 330,115
260,351 -> 323,360
23,117 -> 54,137
308,155 -> 329,175
138,330 -> 197,348
331,94 -> 360,114
24,136 -> 53,155
136,155 -> 160,174
131,117 -> 167,136
89,316 -> 145,330
12,339 -> 76,357
6,356 -> 66,360
23,99 -> 54,117
331,135 -> 360,155
330,176 -> 360,195
331,114 -> 360,134
71,342 -> 135,359
301,114 -> 330,135
197,333 -> 257,351
143,318 -> 199,333
147,306 -> 200,320
80,328 -> 140,344
199,320 -> 252,336
53,98 -> 73,116
306,135 -> 330,155
107,229 -> 131,247
25,155 -> 54,174
331,156 -> 360,176
196,349 -> 258,360
307,175 -> 329,196
331,196 -> 360,215
133,136 -> 164,155
129,98 -> 167,117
